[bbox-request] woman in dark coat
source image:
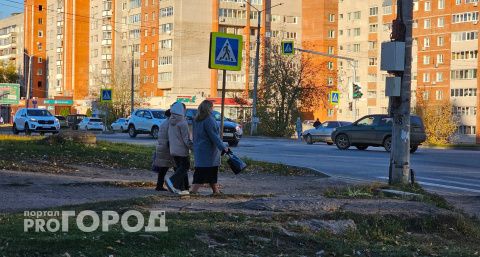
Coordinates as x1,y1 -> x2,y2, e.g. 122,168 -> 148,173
190,100 -> 229,194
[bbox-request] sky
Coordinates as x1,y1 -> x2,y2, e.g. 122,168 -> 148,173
0,2 -> 23,20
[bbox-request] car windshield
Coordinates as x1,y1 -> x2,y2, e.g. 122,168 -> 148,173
27,110 -> 52,117
55,116 -> 66,120
152,111 -> 165,119
213,111 -> 232,122
89,118 -> 102,122
411,116 -> 424,127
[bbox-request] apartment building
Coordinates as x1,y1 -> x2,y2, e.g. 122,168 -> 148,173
338,0 -> 478,144
0,13 -> 24,73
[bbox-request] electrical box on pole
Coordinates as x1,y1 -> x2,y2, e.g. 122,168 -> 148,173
380,42 -> 406,72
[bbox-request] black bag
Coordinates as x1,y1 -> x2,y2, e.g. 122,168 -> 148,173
226,151 -> 247,175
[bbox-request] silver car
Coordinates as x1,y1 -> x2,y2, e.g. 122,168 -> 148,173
303,121 -> 352,145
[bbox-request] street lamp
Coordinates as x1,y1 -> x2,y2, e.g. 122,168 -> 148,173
243,0 -> 283,135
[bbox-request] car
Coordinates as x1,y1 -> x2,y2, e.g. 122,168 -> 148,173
13,108 -> 60,135
186,109 -> 243,147
331,114 -> 427,153
66,114 -> 87,130
303,121 -> 352,145
54,115 -> 69,128
110,118 -> 129,132
127,109 -> 166,139
78,117 -> 105,131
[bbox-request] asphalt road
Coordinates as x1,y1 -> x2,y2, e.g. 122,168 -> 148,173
94,133 -> 480,196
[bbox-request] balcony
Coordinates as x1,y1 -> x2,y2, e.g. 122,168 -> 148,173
101,39 -> 112,45
102,10 -> 112,18
102,25 -> 112,31
101,54 -> 112,60
101,69 -> 112,75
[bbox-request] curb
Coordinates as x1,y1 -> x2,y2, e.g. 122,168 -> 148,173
420,145 -> 480,151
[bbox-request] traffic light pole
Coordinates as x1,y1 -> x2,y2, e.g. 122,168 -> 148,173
389,0 -> 413,185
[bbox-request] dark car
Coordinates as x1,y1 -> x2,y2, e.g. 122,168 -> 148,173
186,109 -> 242,147
331,114 -> 426,153
66,114 -> 87,130
54,115 -> 69,128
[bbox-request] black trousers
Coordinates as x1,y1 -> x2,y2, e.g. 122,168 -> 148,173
155,167 -> 189,190
169,156 -> 190,191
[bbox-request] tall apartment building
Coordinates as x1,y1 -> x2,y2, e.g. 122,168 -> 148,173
0,13 -> 24,73
337,0 -> 478,144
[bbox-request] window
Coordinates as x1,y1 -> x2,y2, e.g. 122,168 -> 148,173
424,1 -> 431,11
328,46 -> 334,54
437,36 -> 444,46
436,72 -> 443,82
38,5 -> 43,11
38,57 -> 43,63
424,19 -> 431,29
452,50 -> 478,60
451,69 -> 478,80
160,6 -> 173,17
452,31 -> 478,42
328,14 -> 335,22
438,0 -> 445,9
159,72 -> 172,81
368,41 -> 377,50
37,43 -> 42,50
159,56 -> 173,65
327,62 -> 334,70
435,90 -> 443,100
160,23 -> 173,33
423,73 -> 430,82
424,37 -> 430,48
353,28 -> 361,36
160,39 -> 172,49
369,24 -> 378,33
129,0 -> 141,9
436,17 -> 444,27
369,7 -> 378,16
38,30 -> 43,37
451,88 -> 477,97
38,18 -> 43,24
353,11 -> 361,19
452,12 -> 479,24
353,44 -> 360,52
328,30 -> 335,38
37,69 -> 43,75
458,126 -> 477,135
369,57 -> 377,66
423,55 -> 430,65
423,91 -> 429,100
437,54 -> 444,64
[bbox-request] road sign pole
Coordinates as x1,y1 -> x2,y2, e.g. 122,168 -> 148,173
220,70 -> 227,139
389,0 -> 413,185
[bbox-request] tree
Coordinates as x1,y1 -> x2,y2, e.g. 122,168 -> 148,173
0,61 -> 19,83
415,92 -> 458,145
256,42 -> 332,137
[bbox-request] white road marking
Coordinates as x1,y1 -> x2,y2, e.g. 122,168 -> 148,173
377,176 -> 480,194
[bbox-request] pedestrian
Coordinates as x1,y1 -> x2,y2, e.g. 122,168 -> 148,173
152,109 -> 174,191
0,116 -> 4,125
165,102 -> 193,195
190,100 -> 229,195
313,118 -> 321,129
295,117 -> 303,141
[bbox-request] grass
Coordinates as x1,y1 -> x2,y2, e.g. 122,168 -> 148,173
324,183 -> 454,210
0,196 -> 479,257
0,134 -> 322,176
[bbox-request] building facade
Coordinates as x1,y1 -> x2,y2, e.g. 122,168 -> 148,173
0,13 -> 24,74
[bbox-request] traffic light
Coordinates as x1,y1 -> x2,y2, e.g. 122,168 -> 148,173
353,83 -> 363,99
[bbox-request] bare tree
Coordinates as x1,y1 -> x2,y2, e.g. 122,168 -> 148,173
257,42 -> 332,137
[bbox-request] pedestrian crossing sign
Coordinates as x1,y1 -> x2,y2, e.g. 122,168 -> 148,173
101,89 -> 113,103
329,91 -> 340,105
282,41 -> 294,55
209,32 -> 243,71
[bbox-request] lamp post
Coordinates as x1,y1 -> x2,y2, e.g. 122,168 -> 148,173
243,1 -> 283,135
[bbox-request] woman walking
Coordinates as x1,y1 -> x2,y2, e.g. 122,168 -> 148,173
165,102 -> 193,195
190,100 -> 229,195
152,109 -> 174,191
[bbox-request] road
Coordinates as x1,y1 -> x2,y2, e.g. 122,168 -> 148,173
94,133 -> 480,195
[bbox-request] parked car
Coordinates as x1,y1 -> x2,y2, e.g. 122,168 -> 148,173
54,115 -> 69,128
110,118 -> 129,132
67,114 -> 87,130
303,121 -> 352,145
127,109 -> 166,139
186,109 -> 243,147
13,108 -> 60,135
331,114 -> 427,153
78,118 -> 105,131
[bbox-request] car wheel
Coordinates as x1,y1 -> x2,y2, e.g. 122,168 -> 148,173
356,145 -> 368,151
120,126 -> 124,132
410,145 -> 419,154
335,134 -> 350,150
12,123 -> 19,135
383,136 -> 392,152
40,132 -> 45,136
151,126 -> 159,139
228,140 -> 239,147
128,125 -> 137,138
326,142 -> 333,146
24,123 -> 31,135
305,134 -> 313,145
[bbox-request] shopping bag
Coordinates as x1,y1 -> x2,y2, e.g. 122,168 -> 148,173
226,151 -> 247,175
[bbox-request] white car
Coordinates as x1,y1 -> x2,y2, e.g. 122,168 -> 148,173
302,121 -> 352,145
127,109 -> 166,139
13,108 -> 60,135
110,118 -> 128,132
78,118 -> 105,131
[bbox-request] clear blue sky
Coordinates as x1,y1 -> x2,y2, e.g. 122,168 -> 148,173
0,2 -> 23,20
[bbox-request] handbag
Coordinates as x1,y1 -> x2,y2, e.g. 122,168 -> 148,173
226,151 -> 247,175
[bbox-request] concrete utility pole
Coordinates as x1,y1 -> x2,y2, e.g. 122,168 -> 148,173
389,0 -> 413,184
130,46 -> 135,115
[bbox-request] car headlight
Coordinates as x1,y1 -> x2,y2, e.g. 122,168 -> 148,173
333,128 -> 337,132
235,125 -> 240,131
29,118 -> 37,122
54,118 -> 60,123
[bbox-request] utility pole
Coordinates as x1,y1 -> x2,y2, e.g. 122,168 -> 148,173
389,0 -> 413,184
130,46 -> 135,115
245,1 -> 283,136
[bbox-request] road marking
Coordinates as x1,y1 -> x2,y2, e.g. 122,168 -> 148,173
377,176 -> 480,194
